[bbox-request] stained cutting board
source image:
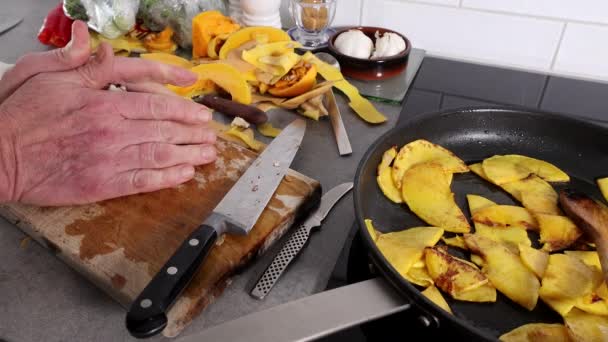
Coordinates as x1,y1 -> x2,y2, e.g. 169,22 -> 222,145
0,128 -> 321,337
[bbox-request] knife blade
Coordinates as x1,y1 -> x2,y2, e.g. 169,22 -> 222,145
250,182 -> 353,300
126,119 -> 307,338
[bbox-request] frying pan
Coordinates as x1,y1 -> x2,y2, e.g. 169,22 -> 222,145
354,106 -> 608,340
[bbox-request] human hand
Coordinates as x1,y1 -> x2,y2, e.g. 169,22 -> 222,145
0,23 -> 217,206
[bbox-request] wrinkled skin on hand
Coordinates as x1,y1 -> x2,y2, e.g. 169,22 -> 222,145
0,21 -> 217,206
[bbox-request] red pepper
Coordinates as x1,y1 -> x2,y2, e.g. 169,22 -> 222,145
37,2 -> 74,48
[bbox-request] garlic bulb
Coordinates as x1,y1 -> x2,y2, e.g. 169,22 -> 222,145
371,31 -> 406,59
334,29 -> 374,59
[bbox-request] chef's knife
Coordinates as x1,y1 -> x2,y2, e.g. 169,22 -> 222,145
126,119 -> 307,338
194,94 -> 268,124
250,182 -> 353,300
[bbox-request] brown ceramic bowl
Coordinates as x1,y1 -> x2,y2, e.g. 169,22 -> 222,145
328,26 -> 411,81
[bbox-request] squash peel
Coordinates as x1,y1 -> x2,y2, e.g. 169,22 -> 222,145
169,63 -> 252,104
225,127 -> 264,151
303,52 -> 387,124
192,11 -> 240,59
219,26 -> 292,60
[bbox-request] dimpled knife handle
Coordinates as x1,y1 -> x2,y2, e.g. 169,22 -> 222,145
251,224 -> 310,300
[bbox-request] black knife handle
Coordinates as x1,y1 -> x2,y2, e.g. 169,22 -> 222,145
125,225 -> 218,338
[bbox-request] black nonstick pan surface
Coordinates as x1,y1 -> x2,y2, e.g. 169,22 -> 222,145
354,107 -> 608,340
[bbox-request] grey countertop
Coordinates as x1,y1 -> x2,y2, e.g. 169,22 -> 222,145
0,2 -> 422,341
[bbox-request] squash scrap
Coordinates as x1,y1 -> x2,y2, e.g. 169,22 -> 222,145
207,33 -> 232,59
269,63 -> 318,98
364,219 -> 380,242
257,123 -> 282,138
421,285 -> 453,314
598,177 -> 608,202
139,53 -> 194,69
474,224 -> 531,252
376,146 -> 403,204
303,52 -> 387,124
467,194 -> 497,215
242,41 -> 302,78
441,235 -> 468,250
374,226 -> 444,278
499,323 -> 570,342
90,31 -> 147,54
404,266 -> 434,287
169,63 -> 252,104
192,11 -> 240,59
143,27 -> 177,53
401,163 -> 470,233
280,82 -> 334,109
425,247 -> 496,302
225,127 -> 264,151
536,214 -> 582,252
219,26 -> 292,60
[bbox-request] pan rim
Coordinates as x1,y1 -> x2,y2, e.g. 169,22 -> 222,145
353,105 -> 608,340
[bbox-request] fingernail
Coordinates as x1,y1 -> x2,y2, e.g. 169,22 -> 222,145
181,166 -> 195,179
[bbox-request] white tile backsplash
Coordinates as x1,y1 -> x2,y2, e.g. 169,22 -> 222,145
463,0 -> 608,25
362,1 -> 563,70
553,23 -> 608,80
278,0 -> 608,81
402,0 -> 460,6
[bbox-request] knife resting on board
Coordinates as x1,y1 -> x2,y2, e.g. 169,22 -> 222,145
125,119 -> 307,338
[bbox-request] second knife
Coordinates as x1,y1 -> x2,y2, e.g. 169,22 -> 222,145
250,182 -> 354,300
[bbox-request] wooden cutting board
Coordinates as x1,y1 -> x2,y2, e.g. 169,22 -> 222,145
0,128 -> 321,338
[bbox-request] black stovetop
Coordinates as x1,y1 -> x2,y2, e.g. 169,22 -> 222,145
320,56 -> 608,341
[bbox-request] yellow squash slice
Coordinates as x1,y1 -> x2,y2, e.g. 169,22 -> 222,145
441,235 -> 468,250
539,254 -> 600,300
481,154 -> 569,185
401,163 -> 470,233
598,177 -> 608,203
536,214 -> 582,252
425,247 -> 496,302
374,226 -> 444,278
376,147 -> 403,203
466,194 -> 498,215
364,219 -> 380,242
564,308 -> 608,342
472,205 -> 538,230
499,323 -> 570,342
500,176 -> 561,215
518,244 -> 549,279
465,234 -> 540,310
421,285 -> 453,315
392,139 -> 469,189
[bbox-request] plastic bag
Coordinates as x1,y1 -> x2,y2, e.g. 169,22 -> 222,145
64,0 -> 140,39
138,0 -> 228,48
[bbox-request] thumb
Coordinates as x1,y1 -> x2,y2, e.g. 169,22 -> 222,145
0,20 -> 92,101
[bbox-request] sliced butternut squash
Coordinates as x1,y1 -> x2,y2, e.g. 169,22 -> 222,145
219,27 -> 292,60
